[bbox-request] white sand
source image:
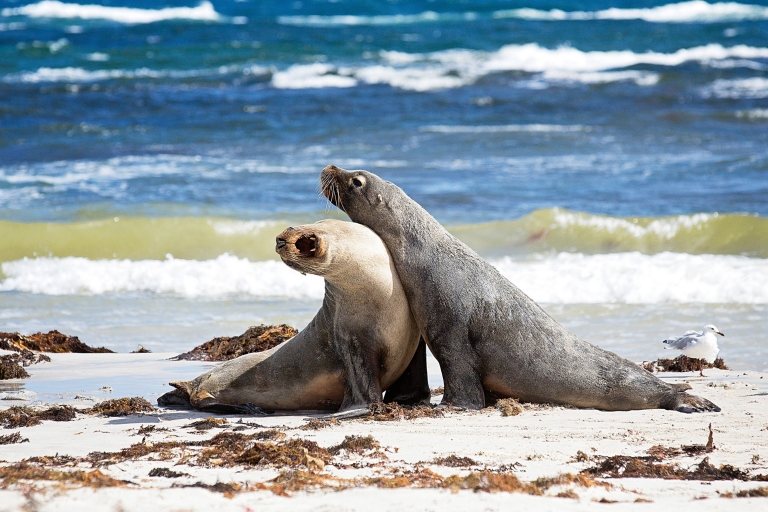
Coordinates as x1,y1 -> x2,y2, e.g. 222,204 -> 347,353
1,352 -> 768,510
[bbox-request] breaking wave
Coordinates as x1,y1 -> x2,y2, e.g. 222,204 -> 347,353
2,251 -> 766,303
1,1 -> 222,24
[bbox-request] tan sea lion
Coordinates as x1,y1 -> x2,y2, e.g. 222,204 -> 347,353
160,219 -> 428,414
321,165 -> 720,413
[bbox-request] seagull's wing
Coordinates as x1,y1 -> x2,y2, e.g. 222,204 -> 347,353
663,333 -> 700,350
683,330 -> 699,336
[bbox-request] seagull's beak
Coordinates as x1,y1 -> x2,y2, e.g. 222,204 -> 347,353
716,331 -> 724,336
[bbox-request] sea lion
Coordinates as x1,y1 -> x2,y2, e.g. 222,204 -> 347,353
320,165 -> 720,413
161,219 -> 428,414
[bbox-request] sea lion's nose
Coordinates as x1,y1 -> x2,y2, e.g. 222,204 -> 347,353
275,237 -> 287,250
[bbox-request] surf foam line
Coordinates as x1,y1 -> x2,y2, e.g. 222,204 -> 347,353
268,43 -> 768,91
2,252 -> 767,304
0,255 -> 326,299
493,1 -> 768,23
1,1 -> 221,24
274,1 -> 768,26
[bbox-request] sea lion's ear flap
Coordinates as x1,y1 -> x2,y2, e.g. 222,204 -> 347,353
377,194 -> 383,204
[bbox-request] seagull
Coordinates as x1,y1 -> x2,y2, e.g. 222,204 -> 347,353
662,325 -> 724,377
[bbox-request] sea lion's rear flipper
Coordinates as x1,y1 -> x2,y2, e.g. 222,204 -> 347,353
673,393 -> 721,413
383,337 -> 431,406
671,382 -> 692,392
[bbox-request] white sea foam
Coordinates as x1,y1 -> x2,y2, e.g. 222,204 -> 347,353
268,43 -> 768,92
1,1 -> 221,24
3,65 -> 241,84
277,11 -> 445,26
3,252 -> 766,304
8,43 -> 767,91
702,77 -> 768,98
493,1 -> 768,23
736,108 -> 768,119
0,255 -> 325,299
492,252 -> 768,304
551,209 -> 717,240
271,63 -> 357,89
420,124 -> 587,134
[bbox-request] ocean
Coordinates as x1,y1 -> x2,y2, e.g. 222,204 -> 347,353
1,0 -> 767,375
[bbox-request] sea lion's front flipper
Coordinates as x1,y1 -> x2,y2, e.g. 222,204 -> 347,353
308,405 -> 370,421
199,402 -> 270,416
383,337 -> 431,406
157,386 -> 192,408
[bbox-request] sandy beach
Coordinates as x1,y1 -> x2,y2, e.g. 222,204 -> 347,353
1,351 -> 767,511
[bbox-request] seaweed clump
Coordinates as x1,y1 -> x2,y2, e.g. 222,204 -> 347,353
0,356 -> 29,380
88,397 -> 155,417
646,356 -> 729,373
300,418 -> 339,430
0,463 -> 128,490
0,432 -> 29,445
0,405 -> 77,428
366,402 -> 445,421
0,350 -> 51,380
329,435 -> 382,457
236,438 -> 331,471
148,467 -> 188,478
496,398 -> 524,417
172,324 -> 298,361
584,455 -> 749,481
433,455 -> 477,467
0,330 -> 113,353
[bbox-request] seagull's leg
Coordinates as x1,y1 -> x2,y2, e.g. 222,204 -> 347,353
698,359 -> 706,378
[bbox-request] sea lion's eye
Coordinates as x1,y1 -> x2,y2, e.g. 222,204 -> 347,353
351,176 -> 365,188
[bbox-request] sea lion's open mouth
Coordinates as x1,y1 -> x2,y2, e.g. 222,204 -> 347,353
296,234 -> 318,257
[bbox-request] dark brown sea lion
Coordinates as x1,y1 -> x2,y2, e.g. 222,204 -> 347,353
161,220 -> 428,414
321,165 -> 720,413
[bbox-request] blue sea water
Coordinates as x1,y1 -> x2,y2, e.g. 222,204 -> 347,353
0,0 -> 767,372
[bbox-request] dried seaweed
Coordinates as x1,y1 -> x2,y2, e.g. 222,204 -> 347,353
0,463 -> 128,489
0,432 -> 29,445
648,356 -> 729,373
299,418 -> 339,431
496,398 -> 523,417
584,455 -> 750,481
88,398 -> 155,417
236,438 -> 332,469
136,425 -> 169,436
329,435 -> 382,456
735,487 -> 768,498
646,423 -> 715,459
0,331 -> 113,353
184,417 -> 228,431
365,402 -> 445,421
0,405 -> 77,428
433,455 -> 477,467
148,467 -> 188,478
0,357 -> 29,380
173,324 -> 298,361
